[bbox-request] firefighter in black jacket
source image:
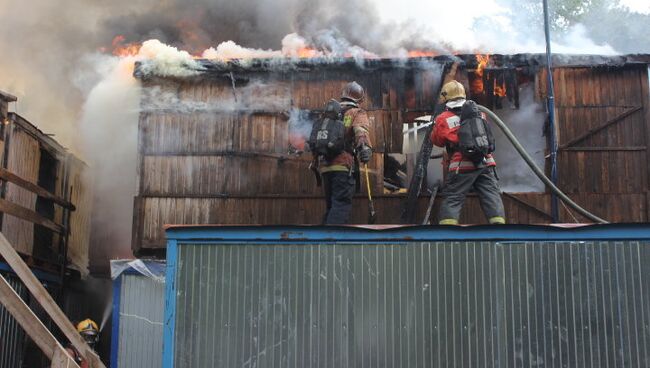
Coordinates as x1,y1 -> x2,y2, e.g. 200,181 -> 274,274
314,81 -> 372,224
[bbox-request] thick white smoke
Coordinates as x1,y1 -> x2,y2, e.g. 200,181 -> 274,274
79,56 -> 140,267
78,41 -> 201,268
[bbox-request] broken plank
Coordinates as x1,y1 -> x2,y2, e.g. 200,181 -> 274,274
0,168 -> 75,210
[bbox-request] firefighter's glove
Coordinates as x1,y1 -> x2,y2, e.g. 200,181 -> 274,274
357,145 -> 373,163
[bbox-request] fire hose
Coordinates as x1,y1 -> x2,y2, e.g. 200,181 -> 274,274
477,104 -> 608,224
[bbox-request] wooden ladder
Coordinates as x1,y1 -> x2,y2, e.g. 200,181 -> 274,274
0,232 -> 106,368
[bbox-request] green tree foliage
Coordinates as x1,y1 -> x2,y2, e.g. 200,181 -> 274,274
499,0 -> 650,53
583,5 -> 650,53
507,0 -> 608,32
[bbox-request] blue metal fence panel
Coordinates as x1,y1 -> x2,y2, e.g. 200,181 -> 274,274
0,272 -> 28,368
164,225 -> 650,368
113,273 -> 165,368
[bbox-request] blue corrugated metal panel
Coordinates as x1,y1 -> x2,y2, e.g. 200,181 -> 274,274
164,226 -> 650,368
0,272 -> 28,368
113,273 -> 165,368
165,224 -> 650,242
110,274 -> 122,368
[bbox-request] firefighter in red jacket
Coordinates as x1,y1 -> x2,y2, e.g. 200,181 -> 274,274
430,80 -> 505,225
317,81 -> 372,224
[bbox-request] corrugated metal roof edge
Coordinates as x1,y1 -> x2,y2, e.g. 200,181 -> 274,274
164,223 -> 650,242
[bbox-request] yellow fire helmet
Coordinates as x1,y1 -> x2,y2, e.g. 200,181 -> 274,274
76,319 -> 98,334
76,319 -> 99,346
439,80 -> 466,105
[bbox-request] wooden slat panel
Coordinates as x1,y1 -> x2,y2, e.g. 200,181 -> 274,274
0,168 -> 74,210
558,149 -> 647,193
641,66 -> 650,221
140,112 -> 237,154
139,190 -> 647,249
139,195 -> 433,248
552,66 -> 647,196
141,155 -> 322,196
2,128 -> 40,254
140,154 -> 387,197
65,156 -> 91,273
365,110 -> 387,153
0,198 -> 64,234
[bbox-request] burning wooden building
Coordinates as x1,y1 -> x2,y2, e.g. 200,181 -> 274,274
0,90 -> 92,275
131,54 -> 650,254
0,90 -> 95,367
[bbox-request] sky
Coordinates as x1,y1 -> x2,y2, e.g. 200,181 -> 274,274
376,0 -> 649,23
373,0 -> 648,54
619,0 -> 650,13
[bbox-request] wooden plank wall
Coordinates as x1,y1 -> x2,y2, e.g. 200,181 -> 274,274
66,156 -> 92,273
2,128 -> 40,254
0,116 -> 91,272
135,64 -> 447,250
539,65 -> 649,223
134,63 -> 650,250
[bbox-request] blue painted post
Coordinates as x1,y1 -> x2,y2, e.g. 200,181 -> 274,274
110,276 -> 122,368
162,240 -> 178,368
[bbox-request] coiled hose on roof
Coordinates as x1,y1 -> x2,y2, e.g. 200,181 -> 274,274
477,104 -> 609,224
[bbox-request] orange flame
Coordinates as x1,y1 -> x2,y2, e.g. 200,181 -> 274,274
407,50 -> 437,58
471,54 -> 490,94
288,133 -> 306,151
111,35 -> 141,57
494,80 -> 507,97
297,47 -> 321,58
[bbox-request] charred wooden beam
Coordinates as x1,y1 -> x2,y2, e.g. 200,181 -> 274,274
483,68 -> 519,110
400,61 -> 453,224
0,91 -> 17,103
134,54 -> 650,80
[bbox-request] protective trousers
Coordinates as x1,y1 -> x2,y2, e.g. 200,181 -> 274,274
322,171 -> 355,224
438,167 -> 506,224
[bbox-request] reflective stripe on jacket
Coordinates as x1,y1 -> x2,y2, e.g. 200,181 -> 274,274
430,110 -> 496,173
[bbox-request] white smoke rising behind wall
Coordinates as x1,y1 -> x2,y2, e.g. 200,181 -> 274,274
79,56 -> 141,264
140,81 -> 292,113
491,86 -> 547,192
78,41 -> 201,266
